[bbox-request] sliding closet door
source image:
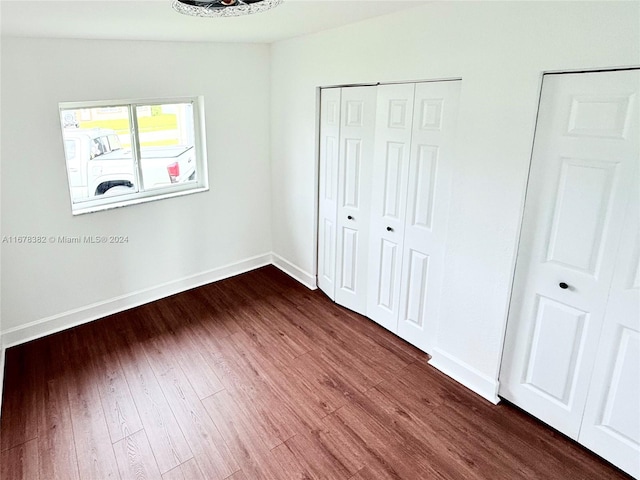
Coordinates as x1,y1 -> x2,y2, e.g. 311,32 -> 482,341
334,86 -> 377,315
397,81 -> 461,352
366,83 -> 416,331
317,88 -> 342,300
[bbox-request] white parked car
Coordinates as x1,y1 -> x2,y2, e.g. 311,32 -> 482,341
63,128 -> 196,201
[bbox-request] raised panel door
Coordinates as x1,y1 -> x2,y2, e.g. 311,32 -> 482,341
500,69 -> 639,441
366,83 -> 415,330
579,187 -> 640,477
318,88 -> 342,299
335,86 -> 377,315
397,80 -> 461,352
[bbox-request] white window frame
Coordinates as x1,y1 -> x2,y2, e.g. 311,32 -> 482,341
59,96 -> 209,215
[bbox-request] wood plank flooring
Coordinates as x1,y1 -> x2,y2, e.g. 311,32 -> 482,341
0,266 -> 631,479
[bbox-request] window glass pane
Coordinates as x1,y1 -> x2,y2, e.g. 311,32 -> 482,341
61,106 -> 138,202
135,102 -> 197,190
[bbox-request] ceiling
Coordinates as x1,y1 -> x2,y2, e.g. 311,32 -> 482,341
0,0 -> 429,44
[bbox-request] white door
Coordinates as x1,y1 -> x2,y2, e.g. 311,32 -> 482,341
578,183 -> 639,476
334,86 -> 377,316
500,70 -> 640,439
397,81 -> 461,352
366,83 -> 416,331
318,88 -> 342,300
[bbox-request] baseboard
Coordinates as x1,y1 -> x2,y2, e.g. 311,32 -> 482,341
0,253 -> 272,349
271,253 -> 317,290
0,252 -> 311,415
428,348 -> 501,404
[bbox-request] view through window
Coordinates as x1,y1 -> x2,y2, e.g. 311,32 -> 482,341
59,97 -> 208,214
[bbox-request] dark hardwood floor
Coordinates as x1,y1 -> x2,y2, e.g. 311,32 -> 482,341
0,266 -> 630,479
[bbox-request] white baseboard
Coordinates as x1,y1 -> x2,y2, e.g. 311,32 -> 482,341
0,252 -> 316,350
0,252 -> 309,415
0,253 -> 502,416
428,348 -> 501,404
1,253 -> 272,349
271,253 -> 317,290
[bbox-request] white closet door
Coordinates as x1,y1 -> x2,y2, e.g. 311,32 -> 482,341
318,88 -> 342,300
335,86 -> 377,316
500,70 -> 639,439
397,81 -> 461,352
578,168 -> 639,477
366,83 -> 416,331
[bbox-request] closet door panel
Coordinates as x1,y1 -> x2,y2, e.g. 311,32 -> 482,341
367,83 -> 415,331
335,86 -> 377,316
579,181 -> 640,478
318,88 -> 342,299
398,80 -> 461,351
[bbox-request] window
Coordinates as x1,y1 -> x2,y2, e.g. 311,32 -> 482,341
59,96 -> 208,214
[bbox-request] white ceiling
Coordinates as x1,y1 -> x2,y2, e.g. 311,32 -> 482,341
0,0 -> 429,44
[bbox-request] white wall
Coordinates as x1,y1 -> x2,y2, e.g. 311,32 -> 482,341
1,38 -> 272,343
1,2 -> 638,406
269,1 -> 640,401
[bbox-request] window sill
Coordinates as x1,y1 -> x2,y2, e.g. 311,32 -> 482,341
71,185 -> 209,215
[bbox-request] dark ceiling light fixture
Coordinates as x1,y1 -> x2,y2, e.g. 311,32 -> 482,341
172,0 -> 283,17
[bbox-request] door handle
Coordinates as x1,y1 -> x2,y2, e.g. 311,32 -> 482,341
559,282 -> 570,290
386,227 -> 394,232
347,215 -> 354,220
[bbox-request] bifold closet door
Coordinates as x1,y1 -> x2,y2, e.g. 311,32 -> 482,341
366,83 -> 416,331
578,194 -> 639,478
366,80 -> 461,347
500,69 -> 639,453
318,88 -> 341,300
396,81 -> 461,352
333,86 -> 377,316
319,80 -> 461,352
